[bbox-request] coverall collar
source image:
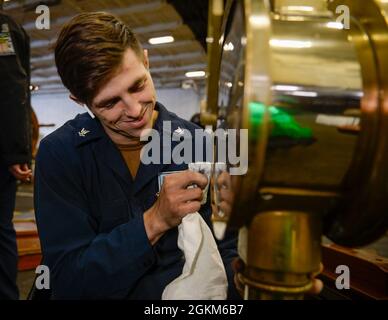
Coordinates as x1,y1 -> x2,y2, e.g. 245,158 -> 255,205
73,102 -> 175,195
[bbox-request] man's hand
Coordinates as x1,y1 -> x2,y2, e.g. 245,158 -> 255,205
231,258 -> 324,298
144,170 -> 208,245
9,163 -> 32,182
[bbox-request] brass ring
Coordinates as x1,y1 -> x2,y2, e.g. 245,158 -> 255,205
238,273 -> 313,294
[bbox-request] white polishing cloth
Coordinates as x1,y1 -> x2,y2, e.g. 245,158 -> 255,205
162,212 -> 228,300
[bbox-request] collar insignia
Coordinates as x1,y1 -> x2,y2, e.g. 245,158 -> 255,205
174,127 -> 184,135
78,128 -> 90,137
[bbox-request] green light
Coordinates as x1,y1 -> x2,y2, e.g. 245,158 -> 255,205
248,102 -> 266,141
249,102 -> 266,125
269,106 -> 312,139
248,102 -> 312,140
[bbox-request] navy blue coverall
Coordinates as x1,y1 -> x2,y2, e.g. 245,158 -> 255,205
34,102 -> 240,299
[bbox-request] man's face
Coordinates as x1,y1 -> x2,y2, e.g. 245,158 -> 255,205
90,48 -> 156,142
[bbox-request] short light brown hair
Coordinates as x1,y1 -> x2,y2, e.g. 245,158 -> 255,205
55,12 -> 143,106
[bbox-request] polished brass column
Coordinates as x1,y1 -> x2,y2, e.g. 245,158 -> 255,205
239,211 -> 321,299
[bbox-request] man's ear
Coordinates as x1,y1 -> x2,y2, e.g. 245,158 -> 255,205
143,49 -> 149,69
69,95 -> 84,106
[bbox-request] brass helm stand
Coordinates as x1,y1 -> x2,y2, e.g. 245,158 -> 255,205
204,0 -> 388,299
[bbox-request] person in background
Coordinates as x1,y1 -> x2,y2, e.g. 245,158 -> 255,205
0,0 -> 32,300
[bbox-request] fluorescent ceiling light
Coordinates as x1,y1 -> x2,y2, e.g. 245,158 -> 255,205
272,85 -> 300,91
286,6 -> 314,12
270,39 -> 312,48
249,15 -> 270,27
327,22 -> 344,29
290,91 -> 318,97
185,71 -> 205,78
316,114 -> 360,127
355,91 -> 364,97
148,36 -> 174,45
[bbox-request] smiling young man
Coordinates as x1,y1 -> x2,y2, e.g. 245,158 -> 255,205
33,12 -> 240,299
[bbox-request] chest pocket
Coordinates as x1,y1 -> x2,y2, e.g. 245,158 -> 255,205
97,198 -> 130,233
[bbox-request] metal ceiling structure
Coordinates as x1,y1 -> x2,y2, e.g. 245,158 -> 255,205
2,0 -> 209,94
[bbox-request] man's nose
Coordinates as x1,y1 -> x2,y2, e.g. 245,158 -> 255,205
122,94 -> 143,118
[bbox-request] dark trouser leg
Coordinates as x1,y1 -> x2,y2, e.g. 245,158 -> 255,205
0,164 -> 19,300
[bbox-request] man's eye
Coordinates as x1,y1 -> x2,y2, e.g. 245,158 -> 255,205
104,101 -> 117,109
131,81 -> 146,93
